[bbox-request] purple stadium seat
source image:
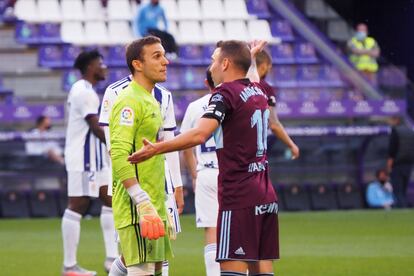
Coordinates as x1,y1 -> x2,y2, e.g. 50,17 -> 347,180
271,43 -> 295,64
107,45 -> 126,67
62,70 -> 81,92
202,44 -> 216,63
294,42 -> 318,63
108,68 -> 130,85
182,66 -> 206,90
178,45 -> 203,65
272,65 -> 297,88
270,20 -> 295,42
319,66 -> 345,87
163,67 -> 182,91
246,0 -> 271,18
378,66 -> 408,88
277,88 -> 300,102
296,65 -> 321,87
299,88 -> 322,102
62,45 -> 82,68
38,45 -> 63,68
15,21 -> 40,44
39,23 -> 62,44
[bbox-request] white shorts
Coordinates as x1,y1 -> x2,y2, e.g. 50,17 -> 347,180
195,168 -> 219,228
166,193 -> 181,233
67,169 -> 110,198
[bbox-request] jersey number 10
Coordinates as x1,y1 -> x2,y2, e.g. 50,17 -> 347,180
251,109 -> 270,157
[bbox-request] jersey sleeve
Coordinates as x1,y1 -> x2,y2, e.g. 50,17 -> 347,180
109,97 -> 142,183
162,93 -> 177,131
78,91 -> 99,118
201,87 -> 232,124
99,86 -> 117,125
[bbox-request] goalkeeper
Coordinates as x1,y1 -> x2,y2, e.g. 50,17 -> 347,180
109,36 -> 172,276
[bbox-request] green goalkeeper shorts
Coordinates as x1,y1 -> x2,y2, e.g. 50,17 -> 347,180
118,222 -> 173,266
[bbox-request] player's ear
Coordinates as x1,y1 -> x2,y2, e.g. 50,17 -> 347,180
222,58 -> 229,71
132,59 -> 143,72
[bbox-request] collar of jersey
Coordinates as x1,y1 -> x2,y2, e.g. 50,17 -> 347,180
130,79 -> 152,97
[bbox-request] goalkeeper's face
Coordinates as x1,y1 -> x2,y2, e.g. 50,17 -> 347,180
140,43 -> 169,84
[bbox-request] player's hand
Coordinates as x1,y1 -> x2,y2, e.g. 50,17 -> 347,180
289,144 -> 300,160
128,138 -> 157,164
249,40 -> 267,58
174,186 -> 184,214
136,200 -> 165,240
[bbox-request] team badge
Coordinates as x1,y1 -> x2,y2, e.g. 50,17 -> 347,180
120,107 -> 134,126
103,100 -> 109,112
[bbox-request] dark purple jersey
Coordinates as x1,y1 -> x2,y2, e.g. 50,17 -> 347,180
259,79 -> 276,107
202,78 -> 277,210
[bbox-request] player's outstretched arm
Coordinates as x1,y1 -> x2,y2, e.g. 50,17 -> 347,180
128,118 -> 219,164
247,40 -> 267,82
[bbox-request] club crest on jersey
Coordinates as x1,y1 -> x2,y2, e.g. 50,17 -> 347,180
103,100 -> 109,112
120,107 -> 134,126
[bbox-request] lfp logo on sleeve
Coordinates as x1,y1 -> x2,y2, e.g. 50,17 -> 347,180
120,107 -> 134,126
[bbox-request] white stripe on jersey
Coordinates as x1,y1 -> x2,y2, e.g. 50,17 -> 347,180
180,94 -> 218,171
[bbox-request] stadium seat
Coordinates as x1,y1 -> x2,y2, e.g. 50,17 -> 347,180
108,21 -> 134,45
224,20 -> 249,41
336,183 -> 364,209
223,0 -> 251,19
107,0 -> 133,20
38,0 -> 61,22
85,21 -> 109,45
177,21 -> 203,44
38,45 -> 63,68
310,184 -> 338,210
319,66 -> 345,87
296,65 -> 321,87
38,23 -> 62,44
0,190 -> 30,218
202,44 -> 216,63
62,45 -> 82,68
177,0 -> 201,20
161,0 -> 179,21
277,88 -> 300,102
273,185 -> 286,211
201,20 -> 225,44
271,43 -> 295,64
247,19 -> 275,42
14,0 -> 39,22
327,20 -> 352,42
246,0 -> 271,18
273,65 -> 297,88
270,20 -> 295,42
84,0 -> 106,21
61,0 -> 85,21
167,20 -> 178,39
108,68 -> 130,84
107,45 -> 126,67
201,0 -> 225,20
61,21 -> 86,45
163,66 -> 182,91
182,66 -> 206,90
86,198 -> 102,217
29,190 -> 59,217
62,70 -> 82,92
294,42 -> 319,63
178,45 -> 203,65
15,21 -> 40,44
282,184 -> 311,211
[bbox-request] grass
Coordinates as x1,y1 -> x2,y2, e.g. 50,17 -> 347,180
0,210 -> 414,275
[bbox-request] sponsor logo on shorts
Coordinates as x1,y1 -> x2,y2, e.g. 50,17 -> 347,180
255,202 -> 278,216
234,247 -> 245,255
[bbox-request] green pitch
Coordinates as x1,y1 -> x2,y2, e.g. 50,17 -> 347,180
1,210 -> 414,276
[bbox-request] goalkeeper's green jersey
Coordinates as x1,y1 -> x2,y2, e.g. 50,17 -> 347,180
109,80 -> 166,229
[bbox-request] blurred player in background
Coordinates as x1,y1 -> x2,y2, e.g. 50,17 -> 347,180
181,68 -> 220,276
99,64 -> 184,276
129,40 -> 280,275
62,50 -> 118,276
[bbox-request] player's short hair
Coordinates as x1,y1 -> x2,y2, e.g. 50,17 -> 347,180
73,49 -> 103,75
256,50 -> 272,67
36,115 -> 47,127
216,40 -> 251,73
205,66 -> 215,89
125,36 -> 162,74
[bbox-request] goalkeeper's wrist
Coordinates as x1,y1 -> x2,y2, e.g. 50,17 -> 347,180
127,184 -> 149,205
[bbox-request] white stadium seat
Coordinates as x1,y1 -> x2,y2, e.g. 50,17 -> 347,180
202,20 -> 225,44
61,21 -> 85,44
38,0 -> 61,22
178,21 -> 203,44
167,20 -> 179,39
248,20 -> 274,42
84,0 -> 106,21
201,0 -> 225,20
223,0 -> 251,20
61,0 -> 85,21
161,0 -> 179,21
224,20 -> 249,41
107,0 -> 133,20
15,0 -> 39,22
177,0 -> 201,20
108,21 -> 134,44
84,21 -> 109,44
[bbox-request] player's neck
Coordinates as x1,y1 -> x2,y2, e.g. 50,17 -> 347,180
222,71 -> 247,83
133,75 -> 155,94
83,75 -> 97,86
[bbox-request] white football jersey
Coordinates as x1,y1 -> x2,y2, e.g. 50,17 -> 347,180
180,94 -> 218,171
99,75 -> 180,193
65,79 -> 108,172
